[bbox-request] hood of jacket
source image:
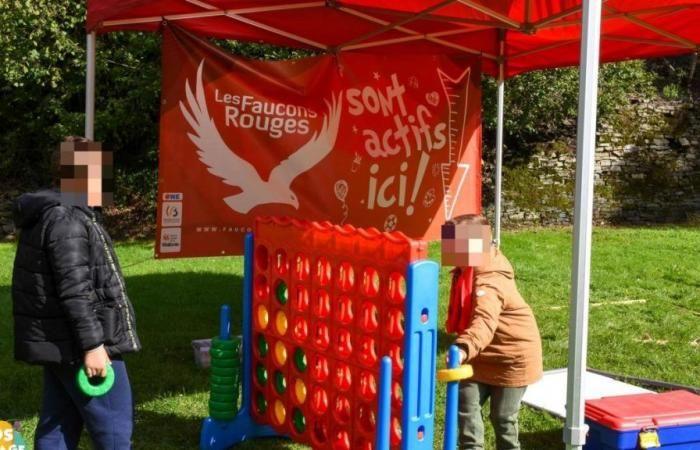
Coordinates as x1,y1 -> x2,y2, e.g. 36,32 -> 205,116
12,189 -> 61,229
12,190 -> 100,230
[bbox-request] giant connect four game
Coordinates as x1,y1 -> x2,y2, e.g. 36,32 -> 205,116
201,216 -> 440,450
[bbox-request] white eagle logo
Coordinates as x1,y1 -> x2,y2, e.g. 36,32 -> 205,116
179,61 -> 343,214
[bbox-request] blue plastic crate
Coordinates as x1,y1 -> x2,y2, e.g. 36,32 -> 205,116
584,391 -> 700,450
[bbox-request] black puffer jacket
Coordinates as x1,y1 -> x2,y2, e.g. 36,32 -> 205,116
12,190 -> 141,365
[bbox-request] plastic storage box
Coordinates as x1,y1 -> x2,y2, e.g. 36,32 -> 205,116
584,390 -> 700,449
192,338 -> 212,368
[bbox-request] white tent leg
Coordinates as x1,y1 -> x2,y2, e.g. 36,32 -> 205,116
493,53 -> 505,247
493,29 -> 506,247
85,32 -> 96,141
565,0 -> 602,449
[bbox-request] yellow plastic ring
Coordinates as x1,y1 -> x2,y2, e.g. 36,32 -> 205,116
437,365 -> 474,383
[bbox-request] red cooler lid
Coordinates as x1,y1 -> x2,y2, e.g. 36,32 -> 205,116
585,391 -> 700,431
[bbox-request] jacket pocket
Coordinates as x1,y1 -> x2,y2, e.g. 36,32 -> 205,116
97,305 -> 122,345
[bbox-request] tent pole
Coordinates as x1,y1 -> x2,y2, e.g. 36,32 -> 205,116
85,32 -> 96,141
565,0 -> 602,449
494,30 -> 505,247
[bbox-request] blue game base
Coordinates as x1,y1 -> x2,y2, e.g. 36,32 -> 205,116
200,407 -> 281,450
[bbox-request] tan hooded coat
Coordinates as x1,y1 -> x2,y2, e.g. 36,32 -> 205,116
454,249 -> 543,387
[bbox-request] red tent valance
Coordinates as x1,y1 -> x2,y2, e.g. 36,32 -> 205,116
87,0 -> 700,77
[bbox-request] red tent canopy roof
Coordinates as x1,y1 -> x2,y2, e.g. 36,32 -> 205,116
87,0 -> 700,77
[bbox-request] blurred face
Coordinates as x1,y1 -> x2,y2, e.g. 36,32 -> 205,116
59,139 -> 113,207
441,222 -> 492,267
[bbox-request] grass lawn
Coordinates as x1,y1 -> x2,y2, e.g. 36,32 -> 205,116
1,227 -> 699,449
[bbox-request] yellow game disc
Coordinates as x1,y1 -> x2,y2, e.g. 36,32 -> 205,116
275,310 -> 288,336
256,305 -> 269,330
294,378 -> 307,405
437,365 -> 474,383
274,341 -> 288,367
273,399 -> 287,425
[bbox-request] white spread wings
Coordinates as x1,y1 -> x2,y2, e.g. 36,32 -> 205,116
269,93 -> 343,189
179,60 -> 263,190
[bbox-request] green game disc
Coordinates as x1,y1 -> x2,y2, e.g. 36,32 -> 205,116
256,393 -> 268,414
257,335 -> 269,357
76,365 -> 115,397
293,409 -> 306,433
256,365 -> 268,386
275,281 -> 288,304
294,348 -> 307,372
274,371 -> 287,394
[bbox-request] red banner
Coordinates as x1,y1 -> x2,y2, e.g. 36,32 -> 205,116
156,25 -> 482,257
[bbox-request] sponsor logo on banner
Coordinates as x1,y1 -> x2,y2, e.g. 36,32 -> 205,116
162,202 -> 183,227
160,228 -> 182,253
163,192 -> 183,201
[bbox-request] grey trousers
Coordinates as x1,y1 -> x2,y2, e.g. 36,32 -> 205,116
458,381 -> 527,450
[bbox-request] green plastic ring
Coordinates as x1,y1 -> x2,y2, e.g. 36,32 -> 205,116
210,348 -> 236,359
211,344 -> 240,354
209,392 -> 238,404
211,338 -> 240,351
209,409 -> 238,420
211,374 -> 236,385
210,383 -> 236,394
209,399 -> 236,410
211,358 -> 239,369
76,364 -> 115,397
211,412 -> 236,420
211,366 -> 237,377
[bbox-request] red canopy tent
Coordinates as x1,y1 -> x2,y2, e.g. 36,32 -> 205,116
87,0 -> 700,78
84,1 -> 700,449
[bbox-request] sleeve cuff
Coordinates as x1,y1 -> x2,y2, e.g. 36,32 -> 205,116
453,340 -> 472,361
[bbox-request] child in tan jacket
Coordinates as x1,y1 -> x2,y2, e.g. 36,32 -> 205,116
442,214 -> 542,450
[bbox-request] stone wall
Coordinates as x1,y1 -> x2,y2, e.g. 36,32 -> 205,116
482,97 -> 700,226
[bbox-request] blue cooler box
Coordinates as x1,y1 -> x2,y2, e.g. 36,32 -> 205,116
584,390 -> 700,449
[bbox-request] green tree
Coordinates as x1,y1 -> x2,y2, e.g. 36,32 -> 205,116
1,1 -> 161,201
481,60 -> 659,146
